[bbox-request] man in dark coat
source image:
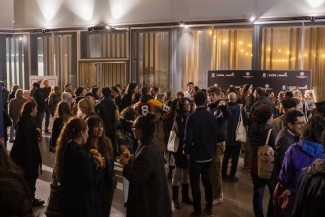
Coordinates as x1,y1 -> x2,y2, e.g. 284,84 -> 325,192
41,79 -> 51,134
273,110 -> 304,185
249,87 -> 277,126
32,82 -> 45,131
1,81 -> 9,110
184,91 -> 219,216
222,92 -> 248,183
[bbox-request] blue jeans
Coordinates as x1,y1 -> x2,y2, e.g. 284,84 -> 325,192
252,176 -> 274,217
188,160 -> 213,213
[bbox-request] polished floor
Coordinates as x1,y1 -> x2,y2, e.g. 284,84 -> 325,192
6,124 -> 271,217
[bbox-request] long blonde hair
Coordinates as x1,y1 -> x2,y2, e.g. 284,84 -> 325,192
77,98 -> 94,119
54,117 -> 88,182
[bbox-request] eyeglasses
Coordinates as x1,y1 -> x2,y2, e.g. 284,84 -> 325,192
293,122 -> 305,126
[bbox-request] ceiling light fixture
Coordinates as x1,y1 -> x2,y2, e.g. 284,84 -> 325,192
179,21 -> 186,27
249,15 -> 256,22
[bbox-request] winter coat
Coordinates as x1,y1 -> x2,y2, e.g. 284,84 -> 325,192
207,100 -> 232,142
100,97 -> 116,128
10,114 -> 42,178
273,127 -> 298,185
123,136 -> 172,217
279,140 -> 324,193
248,123 -> 276,177
33,89 -> 45,112
60,141 -> 104,217
292,158 -> 325,217
2,88 -> 9,110
50,117 -> 64,152
9,97 -> 27,126
2,109 -> 12,142
183,107 -> 219,162
173,113 -> 189,169
119,94 -> 132,112
48,92 -> 62,115
226,102 -> 248,146
244,93 -> 255,112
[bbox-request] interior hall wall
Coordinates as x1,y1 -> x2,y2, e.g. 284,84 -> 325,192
13,0 -> 325,29
0,0 -> 14,29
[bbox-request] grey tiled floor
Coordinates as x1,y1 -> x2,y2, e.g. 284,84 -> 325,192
7,129 -> 271,217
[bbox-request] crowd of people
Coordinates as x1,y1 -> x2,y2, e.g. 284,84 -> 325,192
1,79 -> 325,217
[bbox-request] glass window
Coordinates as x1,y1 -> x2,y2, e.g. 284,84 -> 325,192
214,28 -> 252,70
136,31 -> 169,93
304,27 -> 325,99
80,31 -> 129,59
262,27 -> 302,70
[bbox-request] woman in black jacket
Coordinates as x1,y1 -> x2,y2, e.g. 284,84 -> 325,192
248,104 -> 277,217
120,114 -> 172,217
171,98 -> 193,209
84,116 -> 116,217
50,101 -> 71,153
54,117 -> 104,217
9,101 -> 44,207
119,82 -> 138,112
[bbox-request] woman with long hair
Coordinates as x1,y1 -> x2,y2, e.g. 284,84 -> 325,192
120,114 -> 172,217
241,84 -> 254,111
165,90 -> 175,107
91,87 -> 101,101
83,116 -> 116,217
119,82 -> 138,112
50,101 -> 71,153
77,98 -> 97,120
48,85 -> 62,116
54,117 -> 104,217
0,144 -> 32,215
304,90 -> 315,117
171,98 -> 193,209
9,101 -> 44,207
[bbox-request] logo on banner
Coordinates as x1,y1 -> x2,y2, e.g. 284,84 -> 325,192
298,85 -> 308,90
211,73 -> 216,77
262,73 -> 267,78
278,72 -> 287,77
288,86 -> 297,90
282,85 -> 287,90
296,72 -> 308,79
243,72 -> 253,78
216,74 -> 225,77
265,84 -> 273,91
226,73 -> 234,77
214,83 -> 218,87
268,74 -> 277,77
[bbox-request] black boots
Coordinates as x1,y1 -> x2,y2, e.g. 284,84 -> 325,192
182,184 -> 193,205
172,185 -> 180,209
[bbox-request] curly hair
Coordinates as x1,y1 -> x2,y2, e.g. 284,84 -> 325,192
252,104 -> 272,124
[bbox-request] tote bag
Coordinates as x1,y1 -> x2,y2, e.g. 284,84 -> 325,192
257,129 -> 274,179
44,178 -> 61,217
167,130 -> 179,152
235,105 -> 247,143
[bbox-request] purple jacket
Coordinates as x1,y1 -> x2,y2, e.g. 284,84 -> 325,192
279,140 -> 324,192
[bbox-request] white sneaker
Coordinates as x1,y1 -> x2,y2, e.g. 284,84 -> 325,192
212,193 -> 223,205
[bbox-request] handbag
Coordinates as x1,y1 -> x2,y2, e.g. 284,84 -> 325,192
167,130 -> 179,152
257,129 -> 274,179
44,177 -> 61,217
235,105 -> 247,143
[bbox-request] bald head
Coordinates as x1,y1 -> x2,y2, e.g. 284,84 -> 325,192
228,92 -> 237,102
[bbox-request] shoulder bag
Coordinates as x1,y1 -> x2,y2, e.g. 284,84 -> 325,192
235,105 -> 247,143
257,129 -> 274,179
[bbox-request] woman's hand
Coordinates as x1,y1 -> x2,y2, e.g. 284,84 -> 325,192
93,153 -> 104,167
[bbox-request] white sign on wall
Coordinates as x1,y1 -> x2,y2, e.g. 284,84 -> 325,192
29,76 -> 58,88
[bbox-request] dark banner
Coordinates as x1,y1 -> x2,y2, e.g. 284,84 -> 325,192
0,83 -> 3,144
207,70 -> 311,94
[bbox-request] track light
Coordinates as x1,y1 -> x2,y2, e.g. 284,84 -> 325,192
179,21 -> 186,27
308,16 -> 316,22
88,27 -> 93,32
